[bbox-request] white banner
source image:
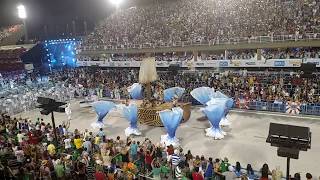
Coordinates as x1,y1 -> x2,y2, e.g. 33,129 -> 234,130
77,59 -> 320,68
24,63 -> 34,71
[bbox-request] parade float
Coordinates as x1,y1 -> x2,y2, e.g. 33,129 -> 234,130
132,57 -> 191,127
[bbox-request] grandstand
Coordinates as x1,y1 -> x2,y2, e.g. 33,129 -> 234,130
0,24 -> 25,46
1,0 -> 320,180
0,48 -> 25,73
78,0 -> 320,70
82,0 -> 320,49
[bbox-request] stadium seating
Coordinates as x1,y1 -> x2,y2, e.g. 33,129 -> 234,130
83,0 -> 320,49
0,25 -> 23,45
0,48 -> 26,72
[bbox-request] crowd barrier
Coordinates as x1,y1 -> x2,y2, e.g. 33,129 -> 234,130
191,98 -> 320,116
243,101 -> 320,116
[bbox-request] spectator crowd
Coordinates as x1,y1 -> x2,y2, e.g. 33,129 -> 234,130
0,25 -> 22,43
1,67 -> 320,116
78,48 -> 320,62
83,0 -> 320,49
1,0 -> 320,178
0,64 -> 319,180
47,68 -> 320,106
0,48 -> 26,73
1,112 -> 318,180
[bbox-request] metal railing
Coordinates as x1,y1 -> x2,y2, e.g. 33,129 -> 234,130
81,33 -> 320,51
245,101 -> 320,116
190,97 -> 320,116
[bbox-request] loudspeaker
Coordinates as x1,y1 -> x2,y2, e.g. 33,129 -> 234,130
301,63 -> 316,75
267,123 -> 311,151
40,109 -> 51,115
37,97 -> 55,105
37,97 -> 66,114
168,64 -> 180,75
277,147 -> 299,159
269,123 -> 310,140
168,64 -> 180,71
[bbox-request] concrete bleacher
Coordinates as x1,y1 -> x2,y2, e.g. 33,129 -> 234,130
0,24 -> 25,46
0,44 -> 36,51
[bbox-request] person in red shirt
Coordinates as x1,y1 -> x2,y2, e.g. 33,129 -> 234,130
144,149 -> 154,173
192,167 -> 204,180
95,168 -> 106,180
28,131 -> 39,145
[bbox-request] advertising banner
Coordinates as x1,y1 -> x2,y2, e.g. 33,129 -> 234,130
219,61 -> 229,67
77,58 -> 316,68
273,60 -> 286,67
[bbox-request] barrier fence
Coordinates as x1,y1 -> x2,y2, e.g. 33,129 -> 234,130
191,98 -> 320,116
246,101 -> 320,116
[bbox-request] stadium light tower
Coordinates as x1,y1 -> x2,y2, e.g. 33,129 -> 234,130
17,4 -> 28,42
109,0 -> 123,8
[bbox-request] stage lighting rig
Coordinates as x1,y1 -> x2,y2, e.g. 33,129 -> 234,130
17,4 -> 28,42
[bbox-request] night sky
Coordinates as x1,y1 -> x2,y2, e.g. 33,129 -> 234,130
0,0 -> 118,39
0,0 -> 155,40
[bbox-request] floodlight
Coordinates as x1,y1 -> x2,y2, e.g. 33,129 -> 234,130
17,5 -> 27,19
109,0 -> 123,7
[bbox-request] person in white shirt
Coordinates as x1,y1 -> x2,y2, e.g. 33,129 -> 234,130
64,136 -> 72,151
63,125 -> 68,136
272,166 -> 283,180
16,120 -> 20,130
83,129 -> 90,141
40,124 -> 46,132
83,138 -> 92,154
47,133 -> 53,142
17,131 -> 24,145
28,120 -> 33,131
36,123 -> 40,131
15,147 -> 24,163
222,166 -> 237,180
114,87 -> 120,100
